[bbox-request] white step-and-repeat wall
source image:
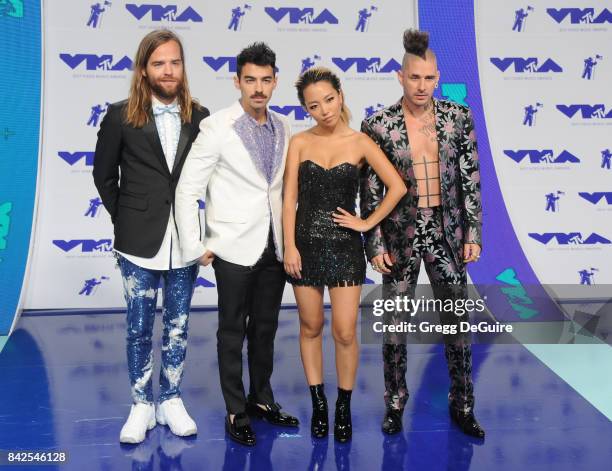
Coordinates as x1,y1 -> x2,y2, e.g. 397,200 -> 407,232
22,0 -> 611,310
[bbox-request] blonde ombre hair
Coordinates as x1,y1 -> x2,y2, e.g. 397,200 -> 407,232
124,29 -> 198,127
295,66 -> 351,124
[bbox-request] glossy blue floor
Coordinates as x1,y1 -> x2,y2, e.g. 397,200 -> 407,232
1,310 -> 610,471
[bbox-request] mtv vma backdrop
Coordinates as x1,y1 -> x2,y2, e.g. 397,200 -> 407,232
0,0 -> 610,321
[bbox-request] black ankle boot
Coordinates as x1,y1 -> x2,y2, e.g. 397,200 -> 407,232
334,388 -> 352,443
309,384 -> 328,438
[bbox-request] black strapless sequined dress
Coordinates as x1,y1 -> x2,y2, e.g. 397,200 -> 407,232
288,160 -> 366,287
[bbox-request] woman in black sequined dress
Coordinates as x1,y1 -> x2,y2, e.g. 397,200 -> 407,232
282,67 -> 407,442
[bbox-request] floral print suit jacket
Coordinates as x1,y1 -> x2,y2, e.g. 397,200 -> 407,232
359,98 -> 482,280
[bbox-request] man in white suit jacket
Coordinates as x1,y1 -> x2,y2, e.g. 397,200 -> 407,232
175,43 -> 299,446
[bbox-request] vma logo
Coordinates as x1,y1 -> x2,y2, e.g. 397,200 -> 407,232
365,103 -> 385,118
355,6 -> 377,32
579,192 -> 612,205
195,277 -> 215,288
58,152 -> 95,167
582,55 -> 603,80
490,57 -> 562,73
301,54 -> 321,73
79,276 -> 109,296
85,197 -> 103,217
557,104 -> 612,119
228,4 -> 251,31
0,0 -> 24,18
523,103 -> 543,127
60,54 -> 133,71
87,102 -> 110,127
332,57 -> 401,73
265,7 -> 338,24
529,232 -> 611,245
504,149 -> 580,164
547,8 -> 612,24
202,56 -> 236,73
86,1 -> 112,28
53,239 -> 113,253
601,149 -> 611,169
125,4 -> 203,22
512,6 -> 534,32
544,191 -> 564,212
270,106 -> 310,121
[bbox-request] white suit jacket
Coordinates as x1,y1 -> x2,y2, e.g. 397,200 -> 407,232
175,101 -> 290,266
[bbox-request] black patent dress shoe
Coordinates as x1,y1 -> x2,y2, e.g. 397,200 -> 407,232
449,406 -> 485,438
225,413 -> 256,446
381,408 -> 403,435
246,402 -> 300,427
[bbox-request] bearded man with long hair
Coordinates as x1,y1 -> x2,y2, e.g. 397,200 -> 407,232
93,29 -> 209,444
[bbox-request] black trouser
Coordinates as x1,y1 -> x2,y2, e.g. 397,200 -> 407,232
213,230 -> 286,414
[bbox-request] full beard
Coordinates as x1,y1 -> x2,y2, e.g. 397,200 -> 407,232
149,78 -> 183,101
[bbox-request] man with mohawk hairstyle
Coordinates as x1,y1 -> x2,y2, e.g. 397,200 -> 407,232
360,29 -> 485,438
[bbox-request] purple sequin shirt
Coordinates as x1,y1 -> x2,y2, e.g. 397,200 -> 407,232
234,111 -> 279,184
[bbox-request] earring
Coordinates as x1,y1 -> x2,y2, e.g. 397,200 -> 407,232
435,83 -> 439,89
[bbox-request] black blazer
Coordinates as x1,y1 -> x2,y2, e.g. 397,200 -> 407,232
93,99 -> 209,257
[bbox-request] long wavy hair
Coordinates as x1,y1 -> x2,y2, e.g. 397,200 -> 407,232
295,66 -> 351,124
125,29 -> 198,127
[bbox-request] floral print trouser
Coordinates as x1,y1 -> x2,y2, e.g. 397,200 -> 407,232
382,207 -> 475,414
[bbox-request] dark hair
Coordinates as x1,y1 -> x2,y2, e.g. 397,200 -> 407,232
403,29 -> 430,60
295,66 -> 351,123
236,42 -> 276,77
126,29 -> 197,127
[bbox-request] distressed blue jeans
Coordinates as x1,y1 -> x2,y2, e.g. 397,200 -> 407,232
117,255 -> 198,404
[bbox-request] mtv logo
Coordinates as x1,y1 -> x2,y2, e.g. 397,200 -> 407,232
578,192 -> 612,205
265,7 -> 338,24
503,149 -> 580,164
332,57 -> 401,73
270,105 -> 310,121
556,104 -> 612,119
59,54 -> 133,71
58,151 -> 95,166
53,239 -> 114,252
202,56 -> 237,72
528,232 -> 611,245
125,4 -> 203,22
490,57 -> 563,73
547,8 -> 612,24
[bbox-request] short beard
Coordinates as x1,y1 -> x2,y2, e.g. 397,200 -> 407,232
149,77 -> 183,101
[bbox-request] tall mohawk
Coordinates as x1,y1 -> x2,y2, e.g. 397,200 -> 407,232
403,29 -> 429,60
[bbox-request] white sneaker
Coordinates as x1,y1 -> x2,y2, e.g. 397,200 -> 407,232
156,397 -> 197,437
119,403 -> 156,444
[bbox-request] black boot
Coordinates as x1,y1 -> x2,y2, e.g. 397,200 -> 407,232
309,384 -> 328,438
334,388 -> 352,443
449,406 -> 485,438
382,407 -> 403,435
